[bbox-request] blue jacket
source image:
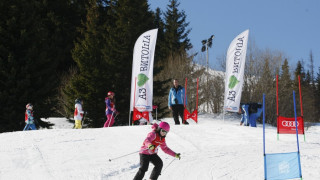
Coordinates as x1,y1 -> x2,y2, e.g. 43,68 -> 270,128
25,109 -> 34,124
168,85 -> 187,107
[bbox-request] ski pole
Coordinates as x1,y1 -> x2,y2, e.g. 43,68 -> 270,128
161,158 -> 176,174
108,148 -> 148,162
107,111 -> 116,127
81,113 -> 86,128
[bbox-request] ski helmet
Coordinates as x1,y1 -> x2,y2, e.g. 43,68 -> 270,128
159,122 -> 170,132
26,103 -> 33,110
107,91 -> 115,96
75,98 -> 82,104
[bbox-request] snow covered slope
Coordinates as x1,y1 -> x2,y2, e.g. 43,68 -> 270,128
0,114 -> 319,180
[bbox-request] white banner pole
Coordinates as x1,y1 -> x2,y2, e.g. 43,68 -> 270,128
129,29 -> 158,116
223,29 -> 249,113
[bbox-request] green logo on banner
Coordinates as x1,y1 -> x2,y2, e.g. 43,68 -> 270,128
228,75 -> 240,89
137,73 -> 149,87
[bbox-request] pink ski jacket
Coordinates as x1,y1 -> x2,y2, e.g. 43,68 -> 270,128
139,124 -> 176,157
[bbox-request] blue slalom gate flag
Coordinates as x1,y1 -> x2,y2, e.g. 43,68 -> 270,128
263,92 -> 302,180
265,152 -> 300,180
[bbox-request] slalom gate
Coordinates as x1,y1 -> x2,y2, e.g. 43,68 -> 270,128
183,78 -> 199,123
276,75 -> 305,141
263,92 -> 303,180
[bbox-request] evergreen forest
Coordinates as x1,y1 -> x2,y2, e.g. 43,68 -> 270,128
0,0 -> 319,132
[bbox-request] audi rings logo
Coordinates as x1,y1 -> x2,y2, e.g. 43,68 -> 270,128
282,121 -> 299,127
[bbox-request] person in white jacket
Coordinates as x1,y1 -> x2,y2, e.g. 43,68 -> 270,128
74,98 -> 84,129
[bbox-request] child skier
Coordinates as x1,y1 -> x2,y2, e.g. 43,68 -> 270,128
133,122 -> 181,180
74,98 -> 84,129
23,103 -> 36,131
104,91 -> 118,127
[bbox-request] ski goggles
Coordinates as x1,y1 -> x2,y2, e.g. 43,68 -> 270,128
160,129 -> 168,135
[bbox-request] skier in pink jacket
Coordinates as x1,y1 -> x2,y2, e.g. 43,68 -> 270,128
133,122 -> 181,180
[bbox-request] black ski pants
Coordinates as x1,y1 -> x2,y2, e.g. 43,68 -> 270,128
172,104 -> 184,125
133,153 -> 163,180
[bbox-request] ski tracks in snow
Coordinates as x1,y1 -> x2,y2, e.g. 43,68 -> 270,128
101,162 -> 139,179
30,140 -> 55,179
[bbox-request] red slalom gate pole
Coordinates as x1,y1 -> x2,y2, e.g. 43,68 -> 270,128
298,75 -> 303,117
298,75 -> 306,141
196,78 -> 199,123
276,75 -> 279,140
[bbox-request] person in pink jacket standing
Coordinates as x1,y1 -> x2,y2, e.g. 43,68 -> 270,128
104,91 -> 118,127
133,122 -> 181,180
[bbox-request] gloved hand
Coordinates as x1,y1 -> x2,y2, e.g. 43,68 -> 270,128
175,153 -> 181,160
148,144 -> 155,150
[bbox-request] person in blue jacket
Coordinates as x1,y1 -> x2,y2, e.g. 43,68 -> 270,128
23,103 -> 37,131
168,79 -> 188,125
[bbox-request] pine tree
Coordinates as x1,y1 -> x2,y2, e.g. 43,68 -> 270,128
256,58 -> 276,125
293,61 -> 305,117
308,51 -> 315,85
302,71 -> 317,122
316,67 -> 320,121
152,7 -> 172,118
293,61 -> 318,122
279,59 -> 293,117
163,0 -> 192,58
62,0 -> 111,127
104,0 -> 155,124
153,8 -> 166,61
0,0 -> 84,132
152,0 -> 193,117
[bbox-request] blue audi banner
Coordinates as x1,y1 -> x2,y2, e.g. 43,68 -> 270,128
265,152 -> 301,180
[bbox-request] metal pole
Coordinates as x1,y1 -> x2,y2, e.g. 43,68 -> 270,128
293,91 -> 303,179
108,150 -> 140,162
206,43 -> 209,112
108,111 -> 116,127
263,94 -> 267,179
130,77 -> 137,126
161,158 -> 176,174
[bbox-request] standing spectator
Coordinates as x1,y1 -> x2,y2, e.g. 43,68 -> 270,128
23,103 -> 36,131
74,98 -> 84,129
104,91 -> 117,127
168,79 -> 188,125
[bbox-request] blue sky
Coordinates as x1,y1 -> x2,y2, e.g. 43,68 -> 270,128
149,0 -> 320,73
